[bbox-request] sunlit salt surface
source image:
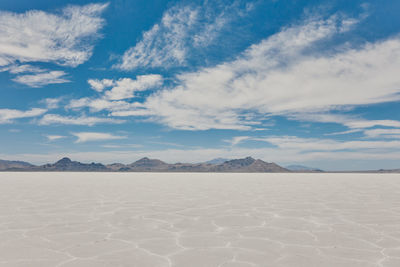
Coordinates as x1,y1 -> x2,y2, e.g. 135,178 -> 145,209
0,172 -> 400,267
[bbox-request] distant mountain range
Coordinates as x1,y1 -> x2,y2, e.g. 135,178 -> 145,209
0,157 -> 398,173
0,156 -> 290,172
285,165 -> 323,172
0,159 -> 33,170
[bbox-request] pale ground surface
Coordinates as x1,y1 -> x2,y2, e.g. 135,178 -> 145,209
0,173 -> 400,267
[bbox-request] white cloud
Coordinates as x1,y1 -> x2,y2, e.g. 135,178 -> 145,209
104,75 -> 163,100
290,113 -> 400,137
88,78 -> 114,92
113,15 -> 358,129
290,113 -> 400,130
118,5 -> 197,70
192,11 -> 228,47
72,132 -> 126,143
44,12 -> 399,135
0,64 -> 46,74
109,108 -> 153,117
38,114 -> 125,126
346,120 -> 400,129
112,14 -> 400,131
12,71 -> 69,87
67,97 -> 133,112
225,136 -> 251,146
67,75 -> 163,111
116,2 -> 245,70
42,98 -> 62,109
363,128 -> 400,139
0,3 -> 108,67
67,98 -> 91,110
46,135 -> 66,141
0,108 -> 46,124
263,136 -> 400,151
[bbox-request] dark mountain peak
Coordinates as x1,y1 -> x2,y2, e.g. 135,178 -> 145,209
136,157 -> 150,162
56,157 -> 72,165
130,157 -> 167,168
205,158 -> 230,165
225,156 -> 256,166
40,157 -> 108,171
208,156 -> 289,172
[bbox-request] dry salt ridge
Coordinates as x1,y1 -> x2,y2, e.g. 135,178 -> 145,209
0,172 -> 400,266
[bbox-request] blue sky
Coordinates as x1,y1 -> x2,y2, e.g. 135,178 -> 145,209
1,0 -> 400,170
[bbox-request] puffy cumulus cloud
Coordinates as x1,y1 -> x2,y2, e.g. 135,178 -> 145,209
72,132 -> 126,143
12,71 -> 69,87
88,78 -> 114,92
0,108 -> 46,123
110,14 -> 400,131
117,2 -> 248,70
38,114 -> 125,126
0,3 -> 108,67
67,75 -> 162,112
104,75 -> 163,100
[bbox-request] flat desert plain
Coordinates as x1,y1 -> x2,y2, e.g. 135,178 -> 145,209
0,173 -> 400,267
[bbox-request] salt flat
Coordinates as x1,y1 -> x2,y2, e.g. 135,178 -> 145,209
0,173 -> 399,267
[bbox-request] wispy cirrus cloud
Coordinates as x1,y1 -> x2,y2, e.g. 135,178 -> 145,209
0,3 -> 108,87
38,114 -> 125,126
45,135 -> 67,141
111,14 -> 369,130
363,128 -> 400,139
0,3 -> 108,67
0,108 -> 46,124
33,8 -> 400,137
72,132 -> 126,143
67,97 -> 139,113
12,71 -> 69,87
108,13 -> 400,132
1,64 -> 70,87
224,136 -> 251,146
288,113 -> 400,129
116,2 -> 249,70
0,64 -> 46,74
263,136 -> 400,151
